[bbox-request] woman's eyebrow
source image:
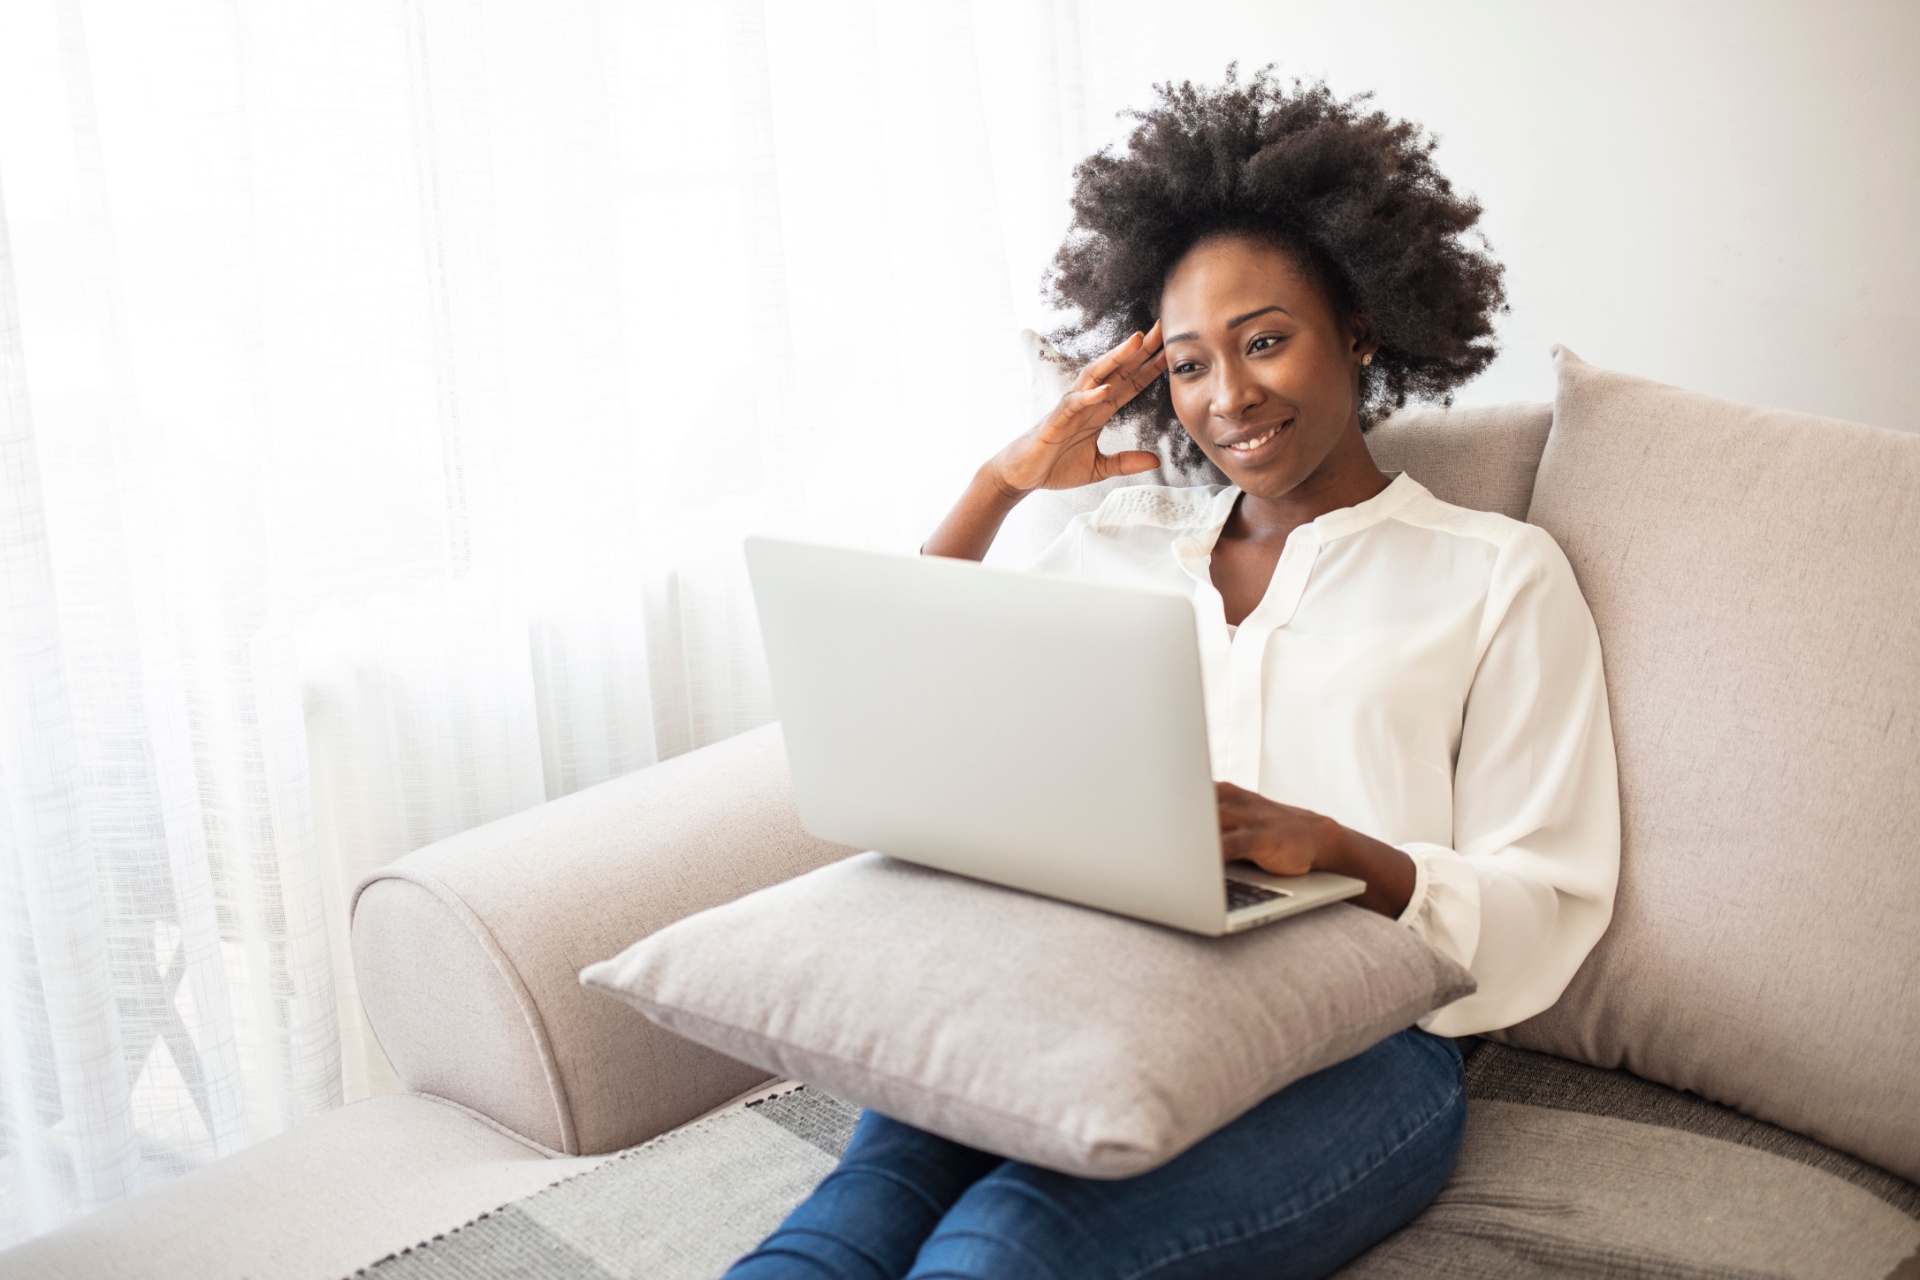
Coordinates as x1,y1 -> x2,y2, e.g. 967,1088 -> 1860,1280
1165,305 -> 1291,343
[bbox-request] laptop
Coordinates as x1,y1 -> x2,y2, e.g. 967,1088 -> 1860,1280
743,536 -> 1365,936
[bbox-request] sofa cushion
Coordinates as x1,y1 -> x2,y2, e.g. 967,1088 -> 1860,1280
338,1083 -> 858,1280
1505,348 -> 1920,1181
294,1047 -> 1920,1280
580,852 -> 1474,1179
1333,1043 -> 1920,1279
0,1094 -> 604,1280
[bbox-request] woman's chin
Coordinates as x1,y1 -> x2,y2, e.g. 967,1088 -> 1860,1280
1215,452 -> 1311,500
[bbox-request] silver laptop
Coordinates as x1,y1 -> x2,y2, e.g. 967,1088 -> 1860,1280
743,536 -> 1365,936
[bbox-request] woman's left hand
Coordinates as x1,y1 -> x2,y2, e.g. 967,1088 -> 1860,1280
1216,781 -> 1418,918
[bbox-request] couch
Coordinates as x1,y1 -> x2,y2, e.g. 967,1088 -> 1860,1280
5,348 -> 1916,1279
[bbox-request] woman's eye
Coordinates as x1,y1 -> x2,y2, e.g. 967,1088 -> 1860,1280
1249,334 -> 1285,353
1172,360 -> 1199,375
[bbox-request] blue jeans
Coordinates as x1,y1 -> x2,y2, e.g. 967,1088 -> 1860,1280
724,1028 -> 1465,1280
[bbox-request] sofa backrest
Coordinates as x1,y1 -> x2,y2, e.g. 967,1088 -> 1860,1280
1366,401 -> 1552,521
1504,348 -> 1920,1182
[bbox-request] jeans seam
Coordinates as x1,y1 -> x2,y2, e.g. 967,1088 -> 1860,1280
906,1179 -> 1103,1280
817,1163 -> 955,1222
1123,1070 -> 1466,1280
749,1164 -> 957,1280
748,1227 -> 892,1279
910,1226 -> 1068,1280
979,1178 -> 1113,1260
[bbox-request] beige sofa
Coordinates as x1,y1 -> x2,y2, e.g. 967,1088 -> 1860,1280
5,349 -> 1917,1279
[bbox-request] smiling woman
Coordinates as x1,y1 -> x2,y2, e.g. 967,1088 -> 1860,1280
1156,236 -> 1395,626
791,69 -> 1620,1280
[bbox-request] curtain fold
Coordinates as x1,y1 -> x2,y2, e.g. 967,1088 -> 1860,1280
0,0 -> 1090,1245
1,162 -> 145,1236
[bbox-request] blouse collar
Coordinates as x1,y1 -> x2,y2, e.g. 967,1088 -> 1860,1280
1171,471 -> 1427,581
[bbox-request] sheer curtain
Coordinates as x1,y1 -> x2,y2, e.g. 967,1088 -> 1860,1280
0,0 -> 1097,1244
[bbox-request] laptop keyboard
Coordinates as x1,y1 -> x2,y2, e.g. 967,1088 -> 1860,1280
1226,880 -> 1290,912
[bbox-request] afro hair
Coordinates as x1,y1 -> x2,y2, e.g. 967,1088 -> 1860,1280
1045,66 -> 1507,469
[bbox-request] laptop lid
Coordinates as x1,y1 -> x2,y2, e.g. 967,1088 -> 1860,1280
744,536 -> 1228,933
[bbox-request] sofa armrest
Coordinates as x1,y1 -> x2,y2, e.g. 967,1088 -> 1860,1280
350,722 -> 853,1155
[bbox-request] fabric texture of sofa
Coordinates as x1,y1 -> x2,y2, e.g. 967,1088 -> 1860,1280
4,352 -> 1916,1280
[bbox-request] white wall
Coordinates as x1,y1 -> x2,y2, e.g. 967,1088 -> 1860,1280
1029,0 -> 1920,431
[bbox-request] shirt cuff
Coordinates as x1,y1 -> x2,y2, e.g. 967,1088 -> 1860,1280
1394,843 -> 1434,928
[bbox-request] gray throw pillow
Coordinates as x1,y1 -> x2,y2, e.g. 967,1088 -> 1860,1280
581,852 -> 1475,1178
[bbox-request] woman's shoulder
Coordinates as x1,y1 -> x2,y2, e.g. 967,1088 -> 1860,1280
1081,482 -> 1229,532
1395,480 -> 1565,560
1392,481 -> 1587,614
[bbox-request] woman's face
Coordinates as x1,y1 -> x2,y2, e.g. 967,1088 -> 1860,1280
1158,235 -> 1369,500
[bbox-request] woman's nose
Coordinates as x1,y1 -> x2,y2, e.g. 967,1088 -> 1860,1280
1210,364 -> 1263,420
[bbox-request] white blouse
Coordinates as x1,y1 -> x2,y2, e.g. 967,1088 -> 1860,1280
1028,473 -> 1620,1037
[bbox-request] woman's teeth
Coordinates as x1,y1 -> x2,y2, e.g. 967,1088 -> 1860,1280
1226,426 -> 1278,454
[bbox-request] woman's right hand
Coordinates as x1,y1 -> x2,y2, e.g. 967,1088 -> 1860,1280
922,324 -> 1168,561
986,322 -> 1169,498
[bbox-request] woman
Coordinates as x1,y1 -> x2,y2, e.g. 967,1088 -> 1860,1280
728,70 -> 1619,1280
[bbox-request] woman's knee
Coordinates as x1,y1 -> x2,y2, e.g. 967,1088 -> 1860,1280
1301,1030 -> 1467,1220
1350,1050 -> 1467,1232
836,1111 -> 1004,1208
723,1112 -> 1004,1280
906,1179 -> 1091,1280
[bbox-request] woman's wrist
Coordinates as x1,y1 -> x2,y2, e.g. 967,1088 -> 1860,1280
1314,820 -> 1417,919
977,457 -> 1032,508
922,460 -> 1029,561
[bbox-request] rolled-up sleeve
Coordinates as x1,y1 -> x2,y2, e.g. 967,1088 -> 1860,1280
1397,525 -> 1621,1037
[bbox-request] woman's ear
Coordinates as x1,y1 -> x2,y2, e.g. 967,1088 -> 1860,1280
1348,316 -> 1378,366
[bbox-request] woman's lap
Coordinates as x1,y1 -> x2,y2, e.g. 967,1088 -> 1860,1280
725,1028 -> 1466,1280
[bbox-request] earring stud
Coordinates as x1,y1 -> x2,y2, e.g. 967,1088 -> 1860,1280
1361,353 -> 1373,366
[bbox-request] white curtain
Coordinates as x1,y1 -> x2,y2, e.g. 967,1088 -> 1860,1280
0,0 -> 1096,1245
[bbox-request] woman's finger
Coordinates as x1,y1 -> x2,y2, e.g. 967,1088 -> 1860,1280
1217,797 -> 1252,830
1114,348 -> 1168,401
1066,384 -> 1113,417
1049,383 -> 1111,419
1126,321 -> 1164,372
1074,330 -> 1145,391
1114,331 -> 1164,384
1091,449 -> 1162,482
1076,337 -> 1136,389
1128,321 -> 1163,366
1037,383 -> 1116,441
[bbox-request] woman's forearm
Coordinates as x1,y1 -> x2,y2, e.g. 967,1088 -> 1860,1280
922,463 -> 1026,562
1319,821 -> 1417,919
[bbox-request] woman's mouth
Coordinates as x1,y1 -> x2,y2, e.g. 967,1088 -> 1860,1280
1221,419 -> 1290,459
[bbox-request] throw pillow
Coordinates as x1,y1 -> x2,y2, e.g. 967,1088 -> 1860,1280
581,852 -> 1475,1179
1504,347 -> 1920,1182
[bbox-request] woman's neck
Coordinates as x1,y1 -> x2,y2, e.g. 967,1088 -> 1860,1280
1224,420 -> 1389,546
